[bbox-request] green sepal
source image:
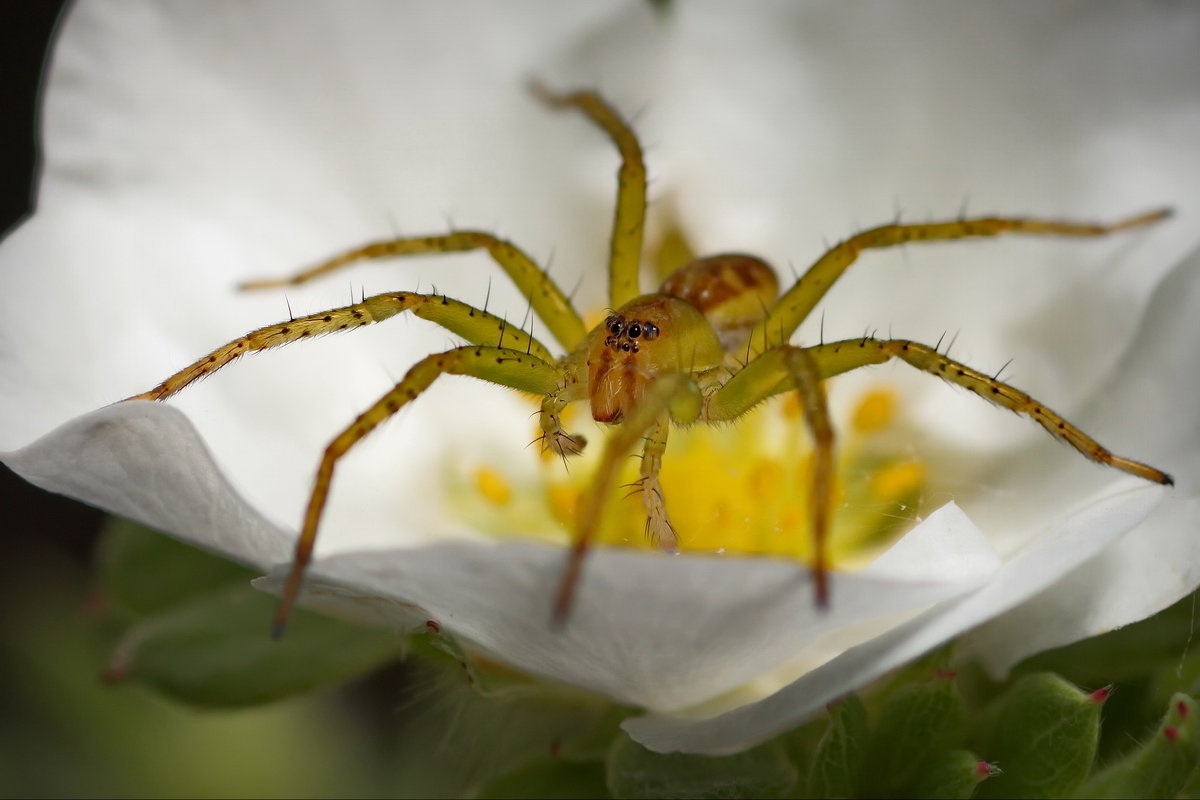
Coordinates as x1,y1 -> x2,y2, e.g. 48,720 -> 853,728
904,749 -> 994,799
806,693 -> 868,798
606,732 -> 797,799
862,673 -> 967,796
96,517 -> 256,617
1079,692 -> 1199,798
976,672 -> 1103,798
107,582 -> 403,707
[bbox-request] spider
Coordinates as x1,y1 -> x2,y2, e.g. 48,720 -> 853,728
126,83 -> 1173,636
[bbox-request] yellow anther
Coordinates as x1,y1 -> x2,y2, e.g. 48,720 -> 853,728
748,459 -> 785,498
474,467 -> 513,507
871,460 -> 925,501
852,387 -> 898,433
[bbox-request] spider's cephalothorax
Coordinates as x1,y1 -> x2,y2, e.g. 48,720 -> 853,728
126,83 -> 1174,635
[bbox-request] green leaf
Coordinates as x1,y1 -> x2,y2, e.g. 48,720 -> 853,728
474,756 -> 610,799
904,750 -> 994,799
606,732 -> 797,799
863,673 -> 967,796
386,661 -> 622,798
96,517 -> 255,616
1080,693 -> 1200,798
806,693 -> 868,798
107,582 -> 403,707
976,673 -> 1103,799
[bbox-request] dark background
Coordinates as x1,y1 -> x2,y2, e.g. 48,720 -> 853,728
0,2 -> 103,573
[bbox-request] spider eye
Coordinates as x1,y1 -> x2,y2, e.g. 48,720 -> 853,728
627,322 -> 641,339
608,317 -> 624,336
642,322 -> 659,340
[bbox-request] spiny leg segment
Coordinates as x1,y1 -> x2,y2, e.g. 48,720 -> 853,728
240,230 -> 588,351
532,82 -> 647,309
727,337 -> 1173,486
125,291 -> 553,402
749,208 -> 1173,357
274,345 -> 563,637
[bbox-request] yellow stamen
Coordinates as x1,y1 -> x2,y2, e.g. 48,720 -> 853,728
457,384 -> 926,574
474,467 -> 513,506
852,387 -> 897,433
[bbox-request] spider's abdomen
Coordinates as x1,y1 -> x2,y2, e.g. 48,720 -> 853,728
587,295 -> 722,423
659,254 -> 779,334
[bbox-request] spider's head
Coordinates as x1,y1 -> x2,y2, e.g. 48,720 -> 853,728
587,295 -> 722,423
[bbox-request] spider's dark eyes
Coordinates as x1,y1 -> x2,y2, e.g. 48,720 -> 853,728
642,322 -> 660,340
627,322 -> 641,339
607,316 -> 624,336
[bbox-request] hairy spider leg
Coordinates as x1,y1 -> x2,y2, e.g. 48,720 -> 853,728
554,372 -> 701,624
748,337 -> 1172,486
531,82 -> 647,309
749,208 -> 1173,357
638,416 -> 675,551
705,346 -> 835,604
124,291 -> 553,402
239,231 -> 587,351
274,345 -> 562,638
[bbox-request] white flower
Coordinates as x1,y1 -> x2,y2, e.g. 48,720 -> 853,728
3,1 -> 1199,755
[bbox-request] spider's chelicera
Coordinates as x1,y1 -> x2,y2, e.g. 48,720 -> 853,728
126,83 -> 1173,636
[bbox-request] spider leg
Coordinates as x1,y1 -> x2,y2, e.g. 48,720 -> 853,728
531,82 -> 646,309
554,373 -> 701,624
639,416 -> 677,551
706,346 -> 835,605
749,208 -> 1172,356
125,291 -> 553,401
273,345 -> 562,637
239,231 -> 587,351
760,337 -> 1171,485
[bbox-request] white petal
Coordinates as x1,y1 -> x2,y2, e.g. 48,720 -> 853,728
966,246 -> 1200,674
624,481 -> 1164,754
263,503 -> 1001,713
5,397 -> 996,713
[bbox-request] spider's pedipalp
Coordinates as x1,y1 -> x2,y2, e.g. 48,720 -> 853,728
274,344 -> 562,638
124,291 -> 553,402
239,231 -> 587,351
539,388 -> 588,458
531,82 -> 647,310
750,209 -> 1174,357
554,372 -> 698,625
638,416 -> 676,552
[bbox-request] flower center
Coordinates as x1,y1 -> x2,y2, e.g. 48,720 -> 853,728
449,385 -> 927,570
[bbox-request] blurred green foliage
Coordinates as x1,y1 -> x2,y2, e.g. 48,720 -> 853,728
3,518 -> 1200,798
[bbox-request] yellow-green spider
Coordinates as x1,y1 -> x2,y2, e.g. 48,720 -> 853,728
125,83 -> 1173,636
